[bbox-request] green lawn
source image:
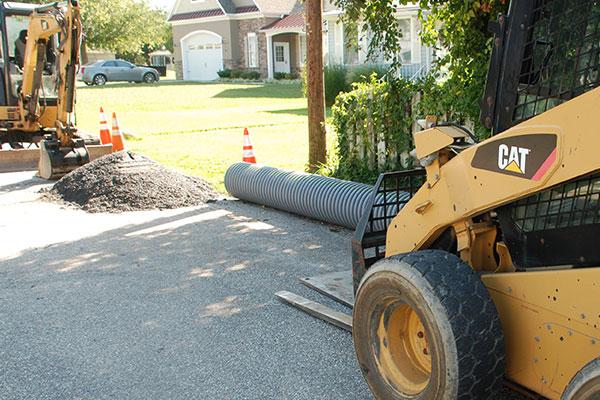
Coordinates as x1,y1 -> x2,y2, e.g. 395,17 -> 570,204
76,82 -> 325,192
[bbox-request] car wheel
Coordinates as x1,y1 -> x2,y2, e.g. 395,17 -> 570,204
143,73 -> 156,84
93,74 -> 107,86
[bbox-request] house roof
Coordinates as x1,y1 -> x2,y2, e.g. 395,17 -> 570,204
235,5 -> 260,13
168,3 -> 259,22
253,0 -> 297,15
261,12 -> 304,31
218,0 -> 236,14
169,8 -> 224,21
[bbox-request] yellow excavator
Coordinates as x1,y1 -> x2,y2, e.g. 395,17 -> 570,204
0,1 -> 111,179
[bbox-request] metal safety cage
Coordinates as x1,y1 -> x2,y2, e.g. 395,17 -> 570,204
481,0 -> 600,134
351,169 -> 426,292
498,171 -> 600,268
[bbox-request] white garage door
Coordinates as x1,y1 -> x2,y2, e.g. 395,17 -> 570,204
182,32 -> 223,81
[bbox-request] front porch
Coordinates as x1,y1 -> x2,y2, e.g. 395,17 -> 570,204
261,14 -> 306,79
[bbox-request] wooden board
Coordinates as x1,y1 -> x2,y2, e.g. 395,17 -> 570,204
300,270 -> 354,308
275,291 -> 352,332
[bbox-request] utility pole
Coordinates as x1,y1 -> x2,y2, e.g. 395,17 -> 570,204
305,0 -> 326,172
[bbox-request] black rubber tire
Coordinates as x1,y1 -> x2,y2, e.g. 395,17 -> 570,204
562,358 -> 600,399
143,72 -> 156,83
353,250 -> 506,400
93,74 -> 107,86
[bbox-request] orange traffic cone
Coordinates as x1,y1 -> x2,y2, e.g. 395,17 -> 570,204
99,107 -> 112,145
242,128 -> 256,163
111,112 -> 126,152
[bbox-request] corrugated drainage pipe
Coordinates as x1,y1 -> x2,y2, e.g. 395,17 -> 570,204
224,163 -> 409,230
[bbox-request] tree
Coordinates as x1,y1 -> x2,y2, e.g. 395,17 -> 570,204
20,0 -> 171,63
335,0 -> 509,136
81,0 -> 171,59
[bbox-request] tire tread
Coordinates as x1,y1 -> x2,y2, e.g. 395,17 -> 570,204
378,250 -> 505,400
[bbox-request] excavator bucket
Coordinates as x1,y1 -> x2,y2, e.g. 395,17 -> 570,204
38,135 -> 117,180
0,142 -> 112,177
38,137 -> 88,180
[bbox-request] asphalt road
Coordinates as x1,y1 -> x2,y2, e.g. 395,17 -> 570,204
0,172 -> 526,400
0,172 -> 370,400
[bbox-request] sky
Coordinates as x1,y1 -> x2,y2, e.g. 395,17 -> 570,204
148,0 -> 176,11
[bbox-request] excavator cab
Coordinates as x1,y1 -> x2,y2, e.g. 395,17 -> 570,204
0,1 -> 108,179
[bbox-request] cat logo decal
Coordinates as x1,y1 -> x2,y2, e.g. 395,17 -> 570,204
497,144 -> 530,174
471,134 -> 557,180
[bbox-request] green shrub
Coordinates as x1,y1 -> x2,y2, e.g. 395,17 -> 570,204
274,72 -> 300,80
346,64 -> 389,85
324,64 -> 349,106
230,69 -> 243,79
330,75 -> 417,183
301,64 -> 389,107
217,69 -> 232,78
240,70 -> 260,80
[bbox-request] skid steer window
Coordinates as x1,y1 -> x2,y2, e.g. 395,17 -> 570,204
498,173 -> 600,268
510,175 -> 600,233
513,0 -> 600,125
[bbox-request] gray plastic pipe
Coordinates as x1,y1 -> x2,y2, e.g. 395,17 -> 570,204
224,163 -> 410,229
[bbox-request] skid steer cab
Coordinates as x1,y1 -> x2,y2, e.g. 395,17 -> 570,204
0,1 -> 110,178
350,0 -> 600,399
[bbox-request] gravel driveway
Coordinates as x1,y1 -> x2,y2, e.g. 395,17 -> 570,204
0,172 -> 526,400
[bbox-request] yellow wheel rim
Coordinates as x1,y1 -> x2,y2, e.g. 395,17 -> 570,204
374,302 -> 432,395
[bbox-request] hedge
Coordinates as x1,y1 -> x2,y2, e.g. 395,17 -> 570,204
331,75 -> 417,183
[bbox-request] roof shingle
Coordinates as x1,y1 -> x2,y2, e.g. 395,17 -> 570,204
261,13 -> 304,31
235,5 -> 260,13
168,8 -> 224,22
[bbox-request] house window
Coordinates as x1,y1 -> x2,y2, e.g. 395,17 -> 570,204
275,45 -> 284,62
398,17 -> 421,64
398,18 -> 412,63
246,32 -> 258,68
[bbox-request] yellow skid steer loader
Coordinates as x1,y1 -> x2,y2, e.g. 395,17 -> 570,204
350,0 -> 600,399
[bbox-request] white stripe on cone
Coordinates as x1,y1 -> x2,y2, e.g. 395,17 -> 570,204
243,128 -> 256,163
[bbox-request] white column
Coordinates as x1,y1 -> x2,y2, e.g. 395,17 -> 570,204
266,33 -> 274,79
336,22 -> 344,64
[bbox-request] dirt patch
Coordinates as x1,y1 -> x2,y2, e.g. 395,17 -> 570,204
45,151 -> 218,212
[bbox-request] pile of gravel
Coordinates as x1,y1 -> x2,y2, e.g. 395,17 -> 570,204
46,151 -> 218,212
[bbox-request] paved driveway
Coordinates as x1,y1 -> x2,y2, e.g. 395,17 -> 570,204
0,172 -> 369,400
0,172 -> 527,400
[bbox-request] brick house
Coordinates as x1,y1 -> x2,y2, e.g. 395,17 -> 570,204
168,0 -> 434,81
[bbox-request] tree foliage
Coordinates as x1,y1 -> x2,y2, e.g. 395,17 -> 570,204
19,0 -> 171,58
335,0 -> 509,137
81,0 -> 171,55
